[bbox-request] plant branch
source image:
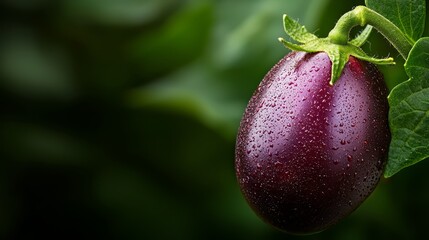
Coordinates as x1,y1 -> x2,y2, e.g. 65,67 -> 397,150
328,6 -> 413,60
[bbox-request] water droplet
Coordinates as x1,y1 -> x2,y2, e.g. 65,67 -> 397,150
333,159 -> 340,165
340,139 -> 346,145
347,155 -> 353,161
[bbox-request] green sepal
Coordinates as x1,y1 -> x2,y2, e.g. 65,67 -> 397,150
278,37 -> 314,52
282,14 -> 318,43
325,47 -> 349,85
279,16 -> 394,85
349,25 -> 373,47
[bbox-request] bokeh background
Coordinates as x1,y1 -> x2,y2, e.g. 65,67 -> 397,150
1,0 -> 429,239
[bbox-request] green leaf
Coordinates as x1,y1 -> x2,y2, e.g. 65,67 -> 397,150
126,63 -> 245,139
365,0 -> 426,43
0,28 -> 75,100
282,14 -> 318,43
213,0 -> 329,68
62,0 -> 175,25
385,37 -> 429,177
129,2 -> 213,78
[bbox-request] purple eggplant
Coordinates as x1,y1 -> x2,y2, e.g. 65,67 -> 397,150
235,51 -> 390,234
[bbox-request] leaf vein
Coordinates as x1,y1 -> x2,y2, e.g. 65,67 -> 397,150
395,0 -> 408,37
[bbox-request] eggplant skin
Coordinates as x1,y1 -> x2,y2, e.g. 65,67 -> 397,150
235,51 -> 390,234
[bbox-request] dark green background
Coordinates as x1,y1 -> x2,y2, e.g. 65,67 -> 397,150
1,0 -> 428,239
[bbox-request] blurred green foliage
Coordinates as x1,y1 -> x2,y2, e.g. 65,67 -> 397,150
0,0 -> 428,239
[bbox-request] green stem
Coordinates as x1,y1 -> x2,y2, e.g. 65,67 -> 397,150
328,6 -> 413,60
